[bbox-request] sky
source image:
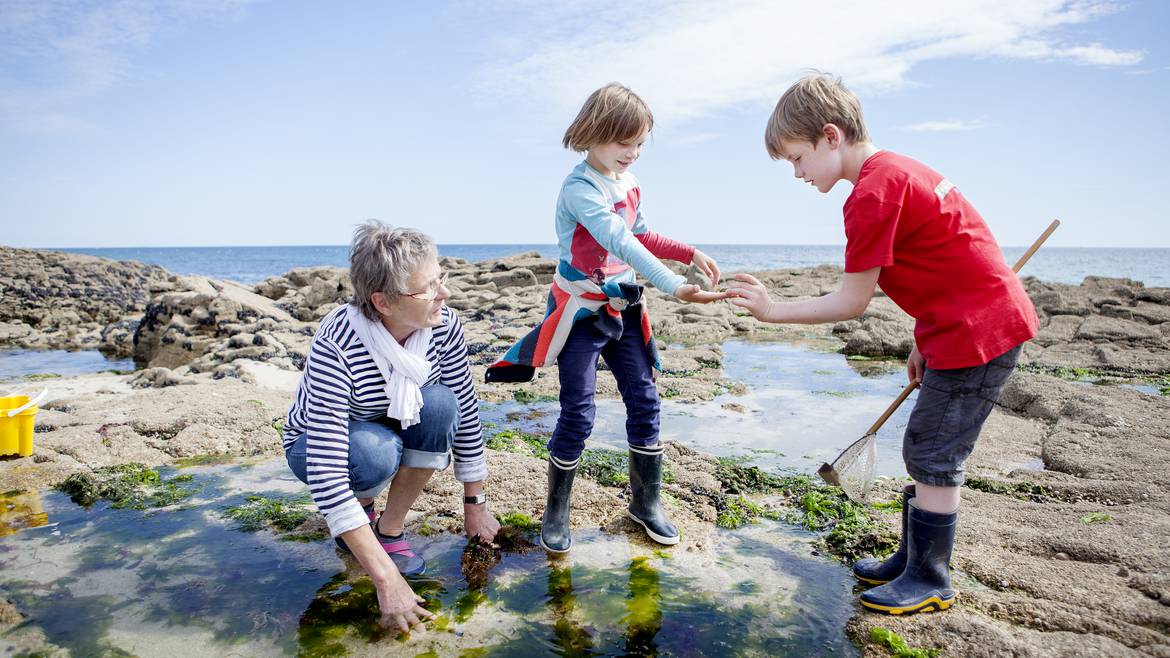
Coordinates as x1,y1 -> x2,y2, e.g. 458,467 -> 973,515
1,0 -> 1167,249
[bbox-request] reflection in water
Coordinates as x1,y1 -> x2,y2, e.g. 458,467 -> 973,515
546,562 -> 595,656
622,556 -> 661,657
0,489 -> 48,537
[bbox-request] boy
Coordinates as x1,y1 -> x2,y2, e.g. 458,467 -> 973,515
728,73 -> 1038,615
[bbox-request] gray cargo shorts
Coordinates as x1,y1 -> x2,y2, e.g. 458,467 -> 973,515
903,344 -> 1023,487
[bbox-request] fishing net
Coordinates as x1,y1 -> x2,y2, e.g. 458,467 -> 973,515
820,432 -> 877,501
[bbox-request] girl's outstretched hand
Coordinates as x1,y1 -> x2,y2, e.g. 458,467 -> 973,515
674,283 -> 733,304
725,273 -> 776,321
690,249 -> 720,288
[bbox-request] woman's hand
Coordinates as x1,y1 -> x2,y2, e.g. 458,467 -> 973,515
907,345 -> 925,384
375,572 -> 433,635
725,273 -> 776,321
690,249 -> 721,288
464,502 -> 500,543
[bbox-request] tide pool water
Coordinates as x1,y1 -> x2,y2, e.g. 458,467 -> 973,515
59,244 -> 1170,287
0,348 -> 136,382
521,340 -> 912,480
0,458 -> 857,657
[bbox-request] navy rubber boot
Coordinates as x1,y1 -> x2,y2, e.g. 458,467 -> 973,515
627,444 -> 679,545
860,501 -> 957,615
853,484 -> 916,584
540,455 -> 578,554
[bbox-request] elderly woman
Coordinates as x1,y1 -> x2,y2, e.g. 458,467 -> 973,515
281,220 -> 498,632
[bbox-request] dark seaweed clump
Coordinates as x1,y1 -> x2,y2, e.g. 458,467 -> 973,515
460,525 -> 538,589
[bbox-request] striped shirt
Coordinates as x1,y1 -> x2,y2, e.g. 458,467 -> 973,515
282,303 -> 485,537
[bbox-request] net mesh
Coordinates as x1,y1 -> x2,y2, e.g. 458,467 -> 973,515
830,432 -> 877,501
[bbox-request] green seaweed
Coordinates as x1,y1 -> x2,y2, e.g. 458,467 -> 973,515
869,627 -> 940,658
812,390 -> 864,398
417,516 -> 441,537
175,453 -> 237,468
485,429 -> 549,459
715,495 -> 780,529
55,463 -> 198,510
496,512 -> 540,531
711,464 -> 897,562
512,389 -> 558,404
223,493 -> 314,532
1080,512 -> 1112,525
965,476 -> 1053,502
714,458 -> 787,494
24,372 -> 62,380
871,498 -> 903,512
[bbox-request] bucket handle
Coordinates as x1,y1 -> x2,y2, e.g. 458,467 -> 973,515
7,388 -> 48,418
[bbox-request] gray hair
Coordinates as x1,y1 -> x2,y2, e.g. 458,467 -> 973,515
349,219 -> 438,320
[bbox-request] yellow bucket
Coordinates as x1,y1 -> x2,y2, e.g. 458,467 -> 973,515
0,395 -> 38,457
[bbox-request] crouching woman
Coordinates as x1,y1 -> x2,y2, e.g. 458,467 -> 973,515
281,220 -> 498,632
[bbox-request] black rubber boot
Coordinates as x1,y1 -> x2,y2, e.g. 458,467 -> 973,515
860,501 -> 957,615
853,484 -> 916,584
627,443 -> 679,545
540,455 -> 578,554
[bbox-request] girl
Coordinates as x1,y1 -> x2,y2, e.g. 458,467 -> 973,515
487,83 -> 728,552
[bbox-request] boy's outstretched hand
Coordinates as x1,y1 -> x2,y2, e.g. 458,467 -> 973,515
675,284 -> 732,304
725,273 -> 775,321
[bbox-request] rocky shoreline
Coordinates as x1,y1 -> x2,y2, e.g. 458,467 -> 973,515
2,245 -> 1169,656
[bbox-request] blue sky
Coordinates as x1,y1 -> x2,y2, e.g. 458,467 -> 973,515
2,0 -> 1166,248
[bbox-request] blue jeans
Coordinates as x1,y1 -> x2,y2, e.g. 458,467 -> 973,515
549,306 -> 660,462
285,385 -> 458,499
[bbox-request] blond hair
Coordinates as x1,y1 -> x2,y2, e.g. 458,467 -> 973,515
765,72 -> 869,160
563,83 -> 653,152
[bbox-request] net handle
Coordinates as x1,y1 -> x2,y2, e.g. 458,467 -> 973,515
864,219 -> 1060,436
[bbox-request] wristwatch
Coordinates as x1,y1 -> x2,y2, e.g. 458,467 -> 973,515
463,493 -> 487,505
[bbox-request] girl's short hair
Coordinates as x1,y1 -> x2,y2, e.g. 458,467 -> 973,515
562,83 -> 654,152
349,219 -> 437,320
765,72 -> 869,160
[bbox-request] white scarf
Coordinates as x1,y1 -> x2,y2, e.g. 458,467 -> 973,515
345,304 -> 433,429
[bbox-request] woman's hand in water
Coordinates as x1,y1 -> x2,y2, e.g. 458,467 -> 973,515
674,284 -> 733,304
464,501 -> 500,543
376,572 -> 433,635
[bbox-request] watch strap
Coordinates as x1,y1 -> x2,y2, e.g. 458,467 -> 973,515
463,493 -> 487,505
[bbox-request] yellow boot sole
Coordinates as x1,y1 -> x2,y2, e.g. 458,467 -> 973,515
860,594 -> 956,615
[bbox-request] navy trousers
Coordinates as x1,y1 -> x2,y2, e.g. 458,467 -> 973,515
548,306 -> 660,461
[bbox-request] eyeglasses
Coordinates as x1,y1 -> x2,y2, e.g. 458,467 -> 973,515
403,271 -> 449,301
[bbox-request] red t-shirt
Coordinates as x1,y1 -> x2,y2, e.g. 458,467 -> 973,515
843,151 -> 1038,370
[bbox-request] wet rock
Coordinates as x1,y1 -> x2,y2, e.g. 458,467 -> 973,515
480,268 -> 538,290
1074,315 -> 1163,344
133,276 -> 300,370
127,367 -> 197,389
0,247 -> 169,352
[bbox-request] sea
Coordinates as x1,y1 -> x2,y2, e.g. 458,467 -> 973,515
58,244 -> 1170,287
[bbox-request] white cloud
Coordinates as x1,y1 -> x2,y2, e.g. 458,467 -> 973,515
0,0 -> 258,136
903,119 -> 984,132
476,0 -> 1144,123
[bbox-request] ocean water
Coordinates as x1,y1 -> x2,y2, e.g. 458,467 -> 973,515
59,244 -> 1170,287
